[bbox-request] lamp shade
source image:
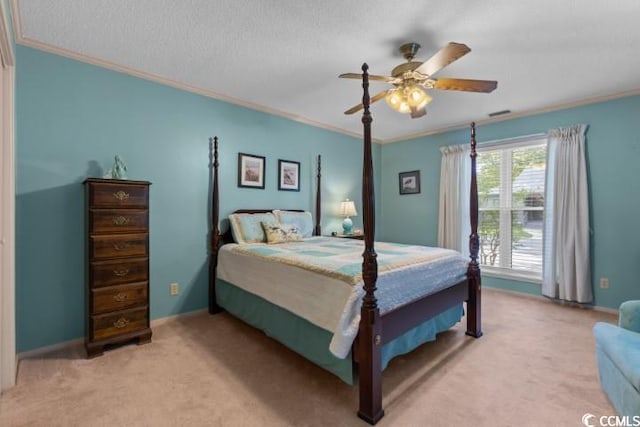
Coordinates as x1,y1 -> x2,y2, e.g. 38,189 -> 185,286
339,200 -> 357,217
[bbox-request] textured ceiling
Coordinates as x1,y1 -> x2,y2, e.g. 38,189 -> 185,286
12,0 -> 640,142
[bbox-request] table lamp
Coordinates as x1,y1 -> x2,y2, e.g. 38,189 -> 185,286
339,199 -> 357,235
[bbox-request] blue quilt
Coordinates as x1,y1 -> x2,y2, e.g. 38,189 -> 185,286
231,237 -> 468,357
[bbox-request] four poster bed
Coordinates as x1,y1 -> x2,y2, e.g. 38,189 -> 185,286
207,63 -> 482,425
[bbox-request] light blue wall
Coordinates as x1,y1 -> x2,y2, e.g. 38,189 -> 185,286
17,39 -> 636,352
380,95 -> 640,309
15,45 -> 374,352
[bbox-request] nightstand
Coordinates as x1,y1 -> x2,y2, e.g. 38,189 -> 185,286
329,233 -> 364,240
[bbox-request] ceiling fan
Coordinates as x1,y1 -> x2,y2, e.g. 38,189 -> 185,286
339,42 -> 497,118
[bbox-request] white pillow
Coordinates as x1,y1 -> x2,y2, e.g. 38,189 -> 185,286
228,212 -> 277,244
272,210 -> 314,237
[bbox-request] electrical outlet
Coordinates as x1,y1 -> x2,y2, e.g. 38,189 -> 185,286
170,282 -> 179,296
600,278 -> 609,289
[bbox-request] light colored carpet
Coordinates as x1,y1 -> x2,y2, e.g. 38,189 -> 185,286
0,288 -> 617,426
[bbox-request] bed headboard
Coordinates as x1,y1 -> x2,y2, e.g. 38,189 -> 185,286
220,209 -> 307,244
208,143 -> 322,312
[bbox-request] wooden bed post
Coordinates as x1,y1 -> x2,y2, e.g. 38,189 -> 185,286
315,155 -> 322,236
466,123 -> 482,337
209,136 -> 222,314
357,63 -> 384,425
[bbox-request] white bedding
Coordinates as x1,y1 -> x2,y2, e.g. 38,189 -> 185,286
217,237 -> 468,358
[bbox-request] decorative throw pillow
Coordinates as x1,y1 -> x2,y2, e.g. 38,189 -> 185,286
272,210 -> 314,237
228,212 -> 277,244
261,222 -> 303,244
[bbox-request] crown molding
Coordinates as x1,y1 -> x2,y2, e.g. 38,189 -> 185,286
11,0 -> 639,146
382,88 -> 640,144
16,36 -> 373,142
10,0 -> 376,144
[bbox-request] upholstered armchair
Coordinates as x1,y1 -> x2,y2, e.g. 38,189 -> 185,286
593,300 -> 640,416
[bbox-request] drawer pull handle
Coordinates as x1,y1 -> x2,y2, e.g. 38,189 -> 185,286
113,191 -> 130,201
113,242 -> 130,251
113,317 -> 130,329
112,216 -> 131,226
113,268 -> 130,277
113,293 -> 127,302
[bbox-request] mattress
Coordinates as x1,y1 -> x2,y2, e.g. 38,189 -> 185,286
217,237 -> 468,358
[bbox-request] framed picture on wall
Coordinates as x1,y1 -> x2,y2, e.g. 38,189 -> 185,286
399,170 -> 421,195
278,159 -> 300,191
238,153 -> 266,189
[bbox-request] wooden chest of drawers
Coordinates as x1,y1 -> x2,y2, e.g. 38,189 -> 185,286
84,178 -> 152,357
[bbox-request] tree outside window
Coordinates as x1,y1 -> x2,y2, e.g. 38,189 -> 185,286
477,142 -> 546,277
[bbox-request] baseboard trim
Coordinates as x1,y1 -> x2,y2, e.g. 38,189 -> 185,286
17,290 -> 618,361
484,286 -> 619,315
17,338 -> 84,361
149,309 -> 208,328
17,308 -> 209,361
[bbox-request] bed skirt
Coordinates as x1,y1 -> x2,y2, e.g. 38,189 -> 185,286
216,278 -> 464,385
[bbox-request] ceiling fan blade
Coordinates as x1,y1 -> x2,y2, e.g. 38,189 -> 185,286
410,106 -> 427,119
344,103 -> 365,115
433,78 -> 498,93
343,90 -> 389,115
414,42 -> 471,77
339,72 -> 396,82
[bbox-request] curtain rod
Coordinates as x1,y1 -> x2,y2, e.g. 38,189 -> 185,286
476,132 -> 547,150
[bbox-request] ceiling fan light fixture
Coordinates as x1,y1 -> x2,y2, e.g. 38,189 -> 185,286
339,41 -> 497,118
385,86 -> 431,114
385,88 -> 404,111
397,100 -> 411,114
406,86 -> 432,109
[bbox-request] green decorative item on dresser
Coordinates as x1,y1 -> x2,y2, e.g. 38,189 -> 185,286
103,155 -> 128,179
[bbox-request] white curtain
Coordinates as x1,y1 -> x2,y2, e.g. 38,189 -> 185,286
542,124 -> 592,303
438,144 -> 470,252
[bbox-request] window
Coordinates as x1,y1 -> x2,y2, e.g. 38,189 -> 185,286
477,137 -> 547,281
